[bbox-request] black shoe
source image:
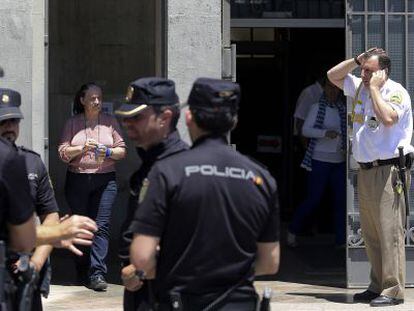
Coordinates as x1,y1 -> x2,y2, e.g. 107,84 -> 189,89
87,275 -> 108,291
370,295 -> 404,307
353,290 -> 379,303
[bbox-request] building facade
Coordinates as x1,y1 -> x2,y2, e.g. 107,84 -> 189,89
1,0 -> 414,287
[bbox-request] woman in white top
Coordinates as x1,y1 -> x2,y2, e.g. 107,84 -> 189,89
288,80 -> 346,247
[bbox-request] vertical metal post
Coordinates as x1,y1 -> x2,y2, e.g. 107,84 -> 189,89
44,0 -> 49,168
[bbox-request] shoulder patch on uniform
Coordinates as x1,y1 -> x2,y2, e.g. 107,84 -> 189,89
138,178 -> 150,204
18,146 -> 40,157
389,91 -> 403,105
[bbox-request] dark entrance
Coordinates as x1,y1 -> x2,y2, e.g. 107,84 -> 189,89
231,27 -> 346,286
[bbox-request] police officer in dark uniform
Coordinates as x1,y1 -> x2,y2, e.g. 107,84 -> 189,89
0,88 -> 59,311
115,77 -> 189,310
0,88 -> 36,309
129,78 -> 280,310
0,139 -> 36,251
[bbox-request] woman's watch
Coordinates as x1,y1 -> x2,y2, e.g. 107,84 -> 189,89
105,147 -> 113,158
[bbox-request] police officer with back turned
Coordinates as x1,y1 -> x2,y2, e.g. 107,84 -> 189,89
129,78 -> 280,310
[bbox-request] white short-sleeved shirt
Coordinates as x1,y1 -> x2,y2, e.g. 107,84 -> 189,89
293,81 -> 323,135
302,103 -> 345,163
344,74 -> 414,162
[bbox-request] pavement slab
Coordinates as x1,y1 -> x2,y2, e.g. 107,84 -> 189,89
43,281 -> 414,310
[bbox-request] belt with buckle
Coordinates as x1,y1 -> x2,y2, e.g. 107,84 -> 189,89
358,157 -> 400,169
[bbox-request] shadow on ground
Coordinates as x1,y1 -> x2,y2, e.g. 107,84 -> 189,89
286,292 -> 354,304
258,230 -> 347,289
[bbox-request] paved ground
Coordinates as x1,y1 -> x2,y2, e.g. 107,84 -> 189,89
43,281 -> 414,310
45,231 -> 409,310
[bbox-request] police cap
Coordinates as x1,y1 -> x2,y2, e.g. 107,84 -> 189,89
187,78 -> 240,111
115,77 -> 179,118
0,88 -> 23,122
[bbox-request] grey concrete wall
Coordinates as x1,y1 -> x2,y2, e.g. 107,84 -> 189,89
48,0 -> 156,259
167,0 -> 223,143
0,0 -> 45,156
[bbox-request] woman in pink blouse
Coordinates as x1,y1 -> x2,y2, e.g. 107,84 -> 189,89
58,82 -> 126,291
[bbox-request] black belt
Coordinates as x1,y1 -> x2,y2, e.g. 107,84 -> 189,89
358,154 -> 412,170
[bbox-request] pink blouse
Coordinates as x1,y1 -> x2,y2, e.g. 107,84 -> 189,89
58,113 -> 126,174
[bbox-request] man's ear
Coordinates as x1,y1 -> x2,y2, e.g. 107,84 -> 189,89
185,109 -> 193,127
160,109 -> 173,128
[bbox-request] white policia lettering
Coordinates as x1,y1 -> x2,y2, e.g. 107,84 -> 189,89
185,165 -> 257,180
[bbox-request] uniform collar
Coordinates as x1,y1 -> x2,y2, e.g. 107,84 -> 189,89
191,134 -> 228,148
136,130 -> 188,162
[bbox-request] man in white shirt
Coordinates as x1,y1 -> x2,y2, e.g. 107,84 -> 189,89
328,47 -> 413,307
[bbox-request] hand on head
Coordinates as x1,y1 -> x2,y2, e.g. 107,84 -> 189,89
356,47 -> 386,65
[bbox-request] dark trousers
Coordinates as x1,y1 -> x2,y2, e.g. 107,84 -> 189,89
158,299 -> 257,311
289,160 -> 346,245
31,290 -> 43,311
65,171 -> 117,279
124,285 -> 149,311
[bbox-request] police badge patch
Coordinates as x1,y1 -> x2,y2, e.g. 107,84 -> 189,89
390,91 -> 403,105
1,94 -> 9,104
125,86 -> 134,102
138,178 -> 150,203
367,117 -> 379,129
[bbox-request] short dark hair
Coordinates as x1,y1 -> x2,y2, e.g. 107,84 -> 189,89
366,49 -> 392,75
190,107 -> 237,135
152,104 -> 180,131
73,82 -> 101,115
378,54 -> 391,75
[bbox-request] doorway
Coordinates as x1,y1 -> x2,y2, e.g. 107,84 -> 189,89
231,27 -> 346,286
47,0 -> 162,284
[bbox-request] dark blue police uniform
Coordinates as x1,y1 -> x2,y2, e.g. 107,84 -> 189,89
0,89 -> 35,310
120,131 -> 188,311
0,88 -> 58,311
0,89 -> 34,240
18,146 -> 59,311
129,78 -> 280,310
18,147 -> 59,217
0,138 -> 34,240
116,77 -> 189,311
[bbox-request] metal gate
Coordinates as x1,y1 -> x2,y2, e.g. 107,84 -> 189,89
346,0 -> 414,287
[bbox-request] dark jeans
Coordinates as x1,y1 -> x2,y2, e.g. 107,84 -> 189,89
289,160 -> 346,245
65,171 -> 117,279
124,284 -> 149,311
